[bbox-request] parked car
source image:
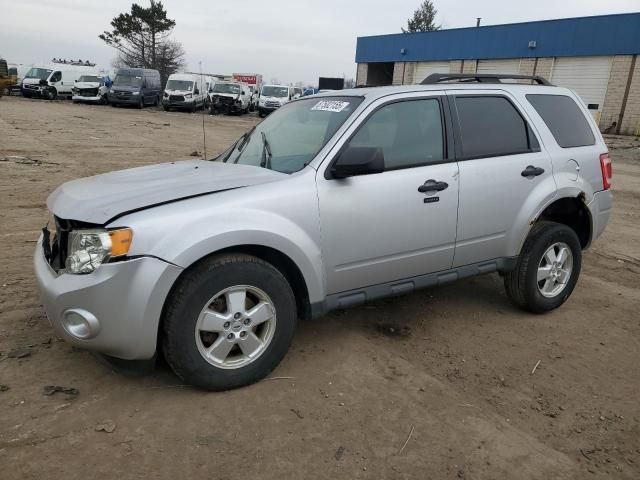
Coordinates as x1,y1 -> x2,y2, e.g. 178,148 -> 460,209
71,75 -> 109,104
22,65 -> 97,99
208,81 -> 251,115
108,68 -> 161,108
258,84 -> 293,117
162,73 -> 207,112
34,76 -> 612,391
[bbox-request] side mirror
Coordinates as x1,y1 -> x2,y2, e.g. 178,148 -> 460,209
331,146 -> 384,179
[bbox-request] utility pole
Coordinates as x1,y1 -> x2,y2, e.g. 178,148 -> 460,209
476,17 -> 481,27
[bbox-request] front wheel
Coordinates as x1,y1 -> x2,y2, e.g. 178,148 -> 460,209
504,221 -> 582,313
162,254 -> 297,391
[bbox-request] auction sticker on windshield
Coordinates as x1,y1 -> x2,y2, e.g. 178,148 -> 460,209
311,100 -> 350,113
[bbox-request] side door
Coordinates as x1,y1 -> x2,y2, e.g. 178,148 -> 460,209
49,71 -> 62,90
447,90 -> 555,267
316,92 -> 460,295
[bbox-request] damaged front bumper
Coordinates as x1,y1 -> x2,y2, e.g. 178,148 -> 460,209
34,234 -> 183,360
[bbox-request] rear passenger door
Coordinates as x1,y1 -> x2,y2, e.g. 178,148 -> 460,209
448,91 -> 555,267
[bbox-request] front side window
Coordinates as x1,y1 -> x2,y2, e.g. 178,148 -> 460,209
50,71 -> 62,82
347,99 -> 444,170
526,94 -> 595,148
221,96 -> 363,174
455,96 -> 537,159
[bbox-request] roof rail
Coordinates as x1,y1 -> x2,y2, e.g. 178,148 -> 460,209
421,73 -> 553,86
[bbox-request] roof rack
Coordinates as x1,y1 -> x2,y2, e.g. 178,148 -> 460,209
421,73 -> 553,86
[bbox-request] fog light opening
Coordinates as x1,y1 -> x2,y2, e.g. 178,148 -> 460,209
62,309 -> 100,340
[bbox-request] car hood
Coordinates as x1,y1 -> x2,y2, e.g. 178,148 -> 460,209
47,160 -> 285,224
211,92 -> 238,99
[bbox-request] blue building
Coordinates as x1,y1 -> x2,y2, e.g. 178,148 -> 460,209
355,13 -> 640,134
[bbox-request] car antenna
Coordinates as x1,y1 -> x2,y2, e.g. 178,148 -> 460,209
199,61 -> 207,160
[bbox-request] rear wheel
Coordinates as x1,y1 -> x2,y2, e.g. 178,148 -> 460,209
163,254 -> 297,391
504,221 -> 582,313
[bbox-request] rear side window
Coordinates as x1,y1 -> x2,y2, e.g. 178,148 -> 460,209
454,96 -> 538,159
526,94 -> 595,148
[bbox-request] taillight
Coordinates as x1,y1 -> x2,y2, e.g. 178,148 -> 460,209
600,153 -> 612,190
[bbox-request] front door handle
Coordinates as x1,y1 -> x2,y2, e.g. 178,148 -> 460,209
521,165 -> 545,177
418,179 -> 449,193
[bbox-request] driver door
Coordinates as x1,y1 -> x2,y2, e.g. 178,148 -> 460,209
316,93 -> 460,295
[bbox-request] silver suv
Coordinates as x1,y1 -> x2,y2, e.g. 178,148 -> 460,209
34,74 -> 613,390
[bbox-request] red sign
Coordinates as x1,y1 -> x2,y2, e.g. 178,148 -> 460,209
233,74 -> 258,85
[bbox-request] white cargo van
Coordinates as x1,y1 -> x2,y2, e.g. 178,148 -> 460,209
162,73 -> 207,112
22,64 -> 98,99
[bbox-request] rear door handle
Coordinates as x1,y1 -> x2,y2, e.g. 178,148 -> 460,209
418,179 -> 449,193
521,165 -> 545,177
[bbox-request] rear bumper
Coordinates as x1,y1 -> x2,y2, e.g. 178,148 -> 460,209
34,235 -> 183,360
587,189 -> 612,245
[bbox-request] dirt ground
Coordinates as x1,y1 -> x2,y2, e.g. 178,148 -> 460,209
0,96 -> 638,480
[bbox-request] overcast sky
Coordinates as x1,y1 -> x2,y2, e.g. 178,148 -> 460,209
1,0 -> 637,85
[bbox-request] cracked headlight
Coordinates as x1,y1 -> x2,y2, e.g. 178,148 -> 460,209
66,228 -> 132,274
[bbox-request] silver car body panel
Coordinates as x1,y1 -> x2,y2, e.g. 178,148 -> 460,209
34,236 -> 182,360
36,82 -> 613,360
47,160 -> 285,224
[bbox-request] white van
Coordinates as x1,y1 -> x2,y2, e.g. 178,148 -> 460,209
257,84 -> 294,117
162,73 -> 207,112
22,64 -> 98,99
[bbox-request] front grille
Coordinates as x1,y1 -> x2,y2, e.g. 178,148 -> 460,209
169,95 -> 184,102
265,101 -> 280,108
213,95 -> 234,105
113,90 -> 131,96
78,88 -> 99,97
24,84 -> 38,91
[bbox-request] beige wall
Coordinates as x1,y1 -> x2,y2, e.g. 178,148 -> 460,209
356,63 -> 368,86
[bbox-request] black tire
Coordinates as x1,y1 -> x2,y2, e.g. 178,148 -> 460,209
138,97 -> 144,109
111,103 -> 118,107
504,221 -> 582,314
154,96 -> 159,107
163,254 -> 298,391
163,105 -> 169,112
45,87 -> 57,101
258,111 -> 265,118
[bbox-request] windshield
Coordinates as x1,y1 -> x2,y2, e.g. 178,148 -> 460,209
25,68 -> 52,80
166,79 -> 194,91
113,74 -> 142,87
261,86 -> 289,98
77,75 -> 102,83
212,83 -> 240,94
220,96 -> 363,174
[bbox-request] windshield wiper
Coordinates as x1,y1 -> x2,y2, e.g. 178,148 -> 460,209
220,126 -> 255,163
260,131 -> 272,170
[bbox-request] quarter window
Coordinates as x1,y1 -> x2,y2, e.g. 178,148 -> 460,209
348,99 -> 444,170
454,96 -> 538,159
526,94 -> 595,148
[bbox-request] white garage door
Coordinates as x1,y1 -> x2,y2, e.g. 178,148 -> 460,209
477,59 -> 521,74
414,61 -> 450,84
550,56 -> 612,120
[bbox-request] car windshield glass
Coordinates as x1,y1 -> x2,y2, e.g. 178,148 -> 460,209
166,80 -> 193,91
25,68 -> 52,80
220,96 -> 363,174
262,86 -> 289,97
78,76 -> 101,83
114,74 -> 143,87
212,83 -> 240,94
